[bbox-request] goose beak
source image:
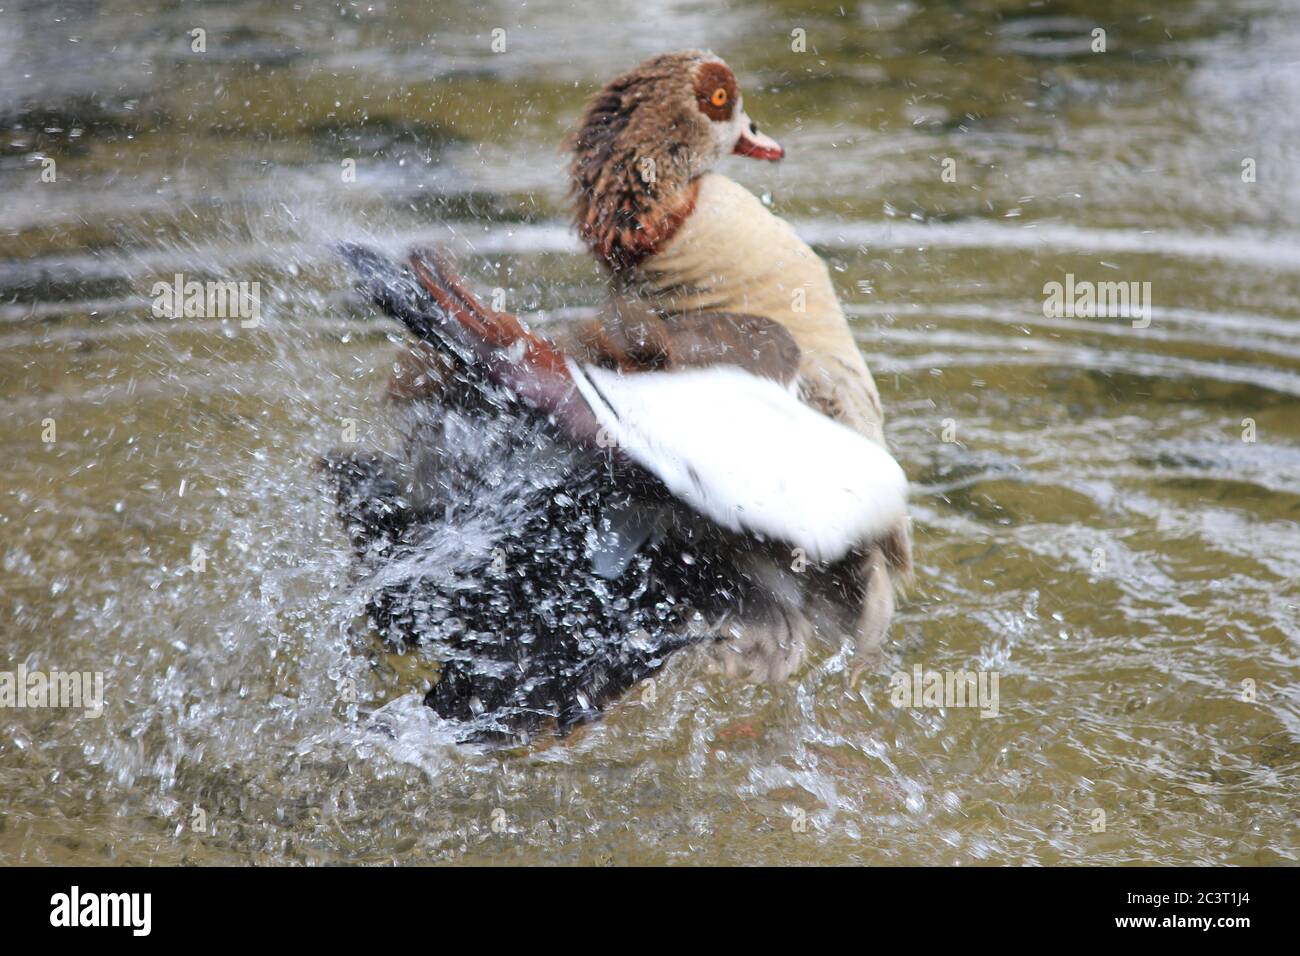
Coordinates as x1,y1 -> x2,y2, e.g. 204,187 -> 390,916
733,113 -> 784,161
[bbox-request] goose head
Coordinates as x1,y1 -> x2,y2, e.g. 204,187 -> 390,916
569,51 -> 783,269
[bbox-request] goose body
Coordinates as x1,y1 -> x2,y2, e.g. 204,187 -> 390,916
327,51 -> 911,741
633,172 -> 887,441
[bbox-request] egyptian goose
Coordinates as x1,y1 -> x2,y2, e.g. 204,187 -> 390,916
328,50 -> 911,742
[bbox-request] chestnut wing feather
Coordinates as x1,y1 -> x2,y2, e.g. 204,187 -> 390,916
570,294 -> 801,385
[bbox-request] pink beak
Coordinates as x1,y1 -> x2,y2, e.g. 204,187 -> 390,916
733,112 -> 784,161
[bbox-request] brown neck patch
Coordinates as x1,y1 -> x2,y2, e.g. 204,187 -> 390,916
577,178 -> 700,271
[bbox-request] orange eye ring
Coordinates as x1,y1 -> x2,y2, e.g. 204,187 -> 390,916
710,87 -> 728,108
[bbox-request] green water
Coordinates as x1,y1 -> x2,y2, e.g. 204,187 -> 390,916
1,0 -> 1297,865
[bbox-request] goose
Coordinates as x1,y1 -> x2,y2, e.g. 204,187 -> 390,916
327,50 -> 911,742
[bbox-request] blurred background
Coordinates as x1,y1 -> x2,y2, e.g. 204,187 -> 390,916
1,0 -> 1298,864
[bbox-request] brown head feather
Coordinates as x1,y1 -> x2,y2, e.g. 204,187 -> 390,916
568,51 -> 742,271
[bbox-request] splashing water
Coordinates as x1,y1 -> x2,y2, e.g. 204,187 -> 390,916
1,0 -> 1299,864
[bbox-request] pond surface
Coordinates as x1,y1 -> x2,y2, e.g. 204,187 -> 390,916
1,0 -> 1298,865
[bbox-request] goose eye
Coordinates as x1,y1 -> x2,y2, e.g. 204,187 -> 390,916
710,87 -> 728,108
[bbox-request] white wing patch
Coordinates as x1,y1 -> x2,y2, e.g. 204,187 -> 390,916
566,360 -> 908,563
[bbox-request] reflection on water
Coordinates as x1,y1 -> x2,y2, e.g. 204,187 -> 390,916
1,0 -> 1298,864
